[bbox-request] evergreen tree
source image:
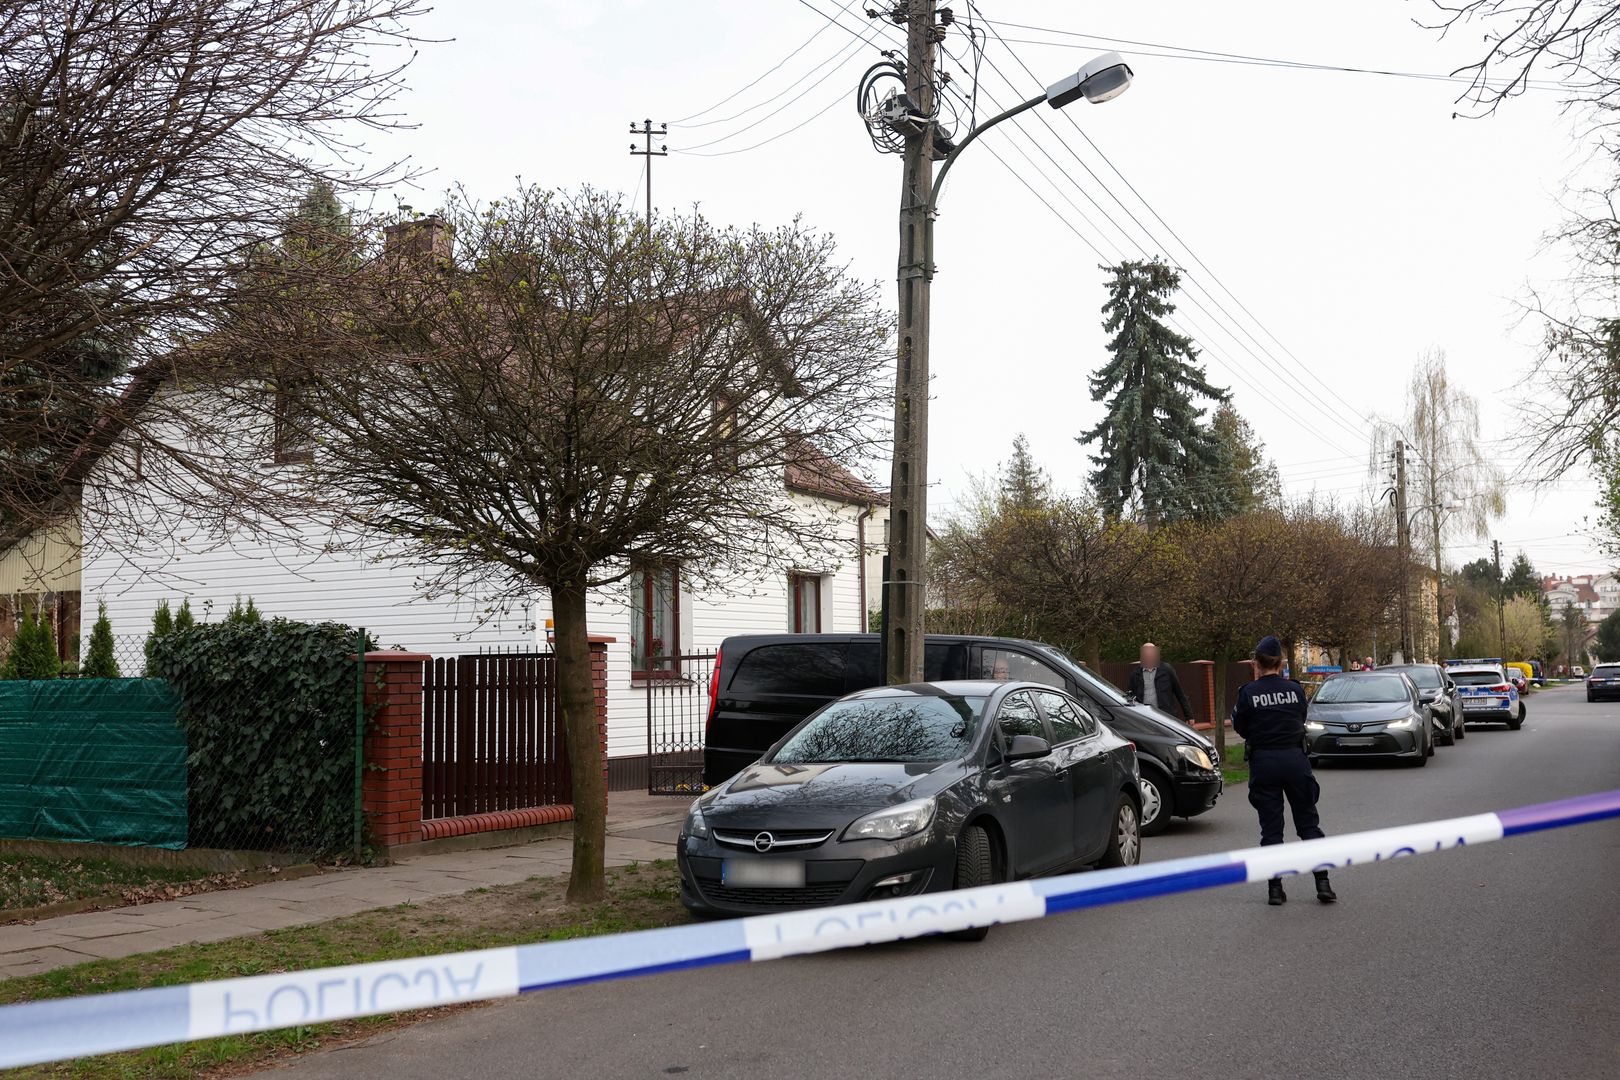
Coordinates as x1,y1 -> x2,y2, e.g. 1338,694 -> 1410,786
226,596 -> 262,624
7,610 -> 60,679
1080,259 -> 1229,522
82,600 -> 120,678
1204,403 -> 1280,515
174,599 -> 196,632
145,600 -> 174,666
998,434 -> 1050,511
1502,552 -> 1541,599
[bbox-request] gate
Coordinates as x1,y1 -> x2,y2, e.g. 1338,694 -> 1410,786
422,652 -> 570,820
645,651 -> 715,796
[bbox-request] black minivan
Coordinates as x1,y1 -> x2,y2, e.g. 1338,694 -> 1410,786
703,634 -> 1222,835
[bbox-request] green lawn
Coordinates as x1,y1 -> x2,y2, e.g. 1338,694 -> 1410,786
1,861 -> 687,1080
0,857 -> 220,917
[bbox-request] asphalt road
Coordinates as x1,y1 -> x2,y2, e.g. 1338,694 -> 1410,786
267,685 -> 1620,1080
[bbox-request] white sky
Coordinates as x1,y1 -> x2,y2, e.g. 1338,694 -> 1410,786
366,0 -> 1608,577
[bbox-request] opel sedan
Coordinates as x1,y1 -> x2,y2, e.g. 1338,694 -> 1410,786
677,680 -> 1142,935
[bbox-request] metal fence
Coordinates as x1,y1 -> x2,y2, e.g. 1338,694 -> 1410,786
422,652 -> 571,820
645,651 -> 715,796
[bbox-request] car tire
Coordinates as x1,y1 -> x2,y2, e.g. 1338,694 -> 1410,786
1454,716 -> 1465,741
1096,794 -> 1141,869
1588,694 -> 1596,703
1437,719 -> 1453,747
946,825 -> 995,942
1138,772 -> 1172,837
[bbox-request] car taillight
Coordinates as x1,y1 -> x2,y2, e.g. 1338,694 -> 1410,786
705,647 -> 722,742
1491,684 -> 1512,693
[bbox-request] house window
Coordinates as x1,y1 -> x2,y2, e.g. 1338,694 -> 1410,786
272,384 -> 315,464
789,573 -> 822,634
631,563 -> 681,678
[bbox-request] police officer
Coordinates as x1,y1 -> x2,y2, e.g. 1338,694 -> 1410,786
1231,635 -> 1337,906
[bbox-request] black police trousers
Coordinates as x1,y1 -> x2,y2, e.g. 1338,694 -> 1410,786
1247,746 -> 1325,848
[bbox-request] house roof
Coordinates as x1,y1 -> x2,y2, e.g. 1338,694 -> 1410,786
784,438 -> 886,507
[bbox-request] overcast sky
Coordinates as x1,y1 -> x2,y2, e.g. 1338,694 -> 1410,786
368,0 -> 1606,578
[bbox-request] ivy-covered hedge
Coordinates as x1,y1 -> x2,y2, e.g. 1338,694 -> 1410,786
148,619 -> 372,855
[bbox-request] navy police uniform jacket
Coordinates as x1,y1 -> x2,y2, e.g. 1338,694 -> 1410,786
1231,673 -> 1308,750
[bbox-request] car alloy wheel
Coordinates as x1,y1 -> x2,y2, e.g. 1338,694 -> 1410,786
1116,802 -> 1140,866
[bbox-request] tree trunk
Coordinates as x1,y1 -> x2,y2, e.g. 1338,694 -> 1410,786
1085,632 -> 1102,671
550,578 -> 606,904
1285,637 -> 1300,681
1211,646 -> 1230,763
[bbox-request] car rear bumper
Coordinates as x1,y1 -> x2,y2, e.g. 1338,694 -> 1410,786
676,829 -> 958,918
1587,686 -> 1620,700
1458,706 -> 1516,721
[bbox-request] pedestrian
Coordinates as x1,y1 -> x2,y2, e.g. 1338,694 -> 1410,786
1231,635 -> 1337,906
1362,655 -> 1375,671
1129,642 -> 1195,723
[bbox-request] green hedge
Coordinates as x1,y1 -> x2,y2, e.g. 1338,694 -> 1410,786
148,619 -> 371,855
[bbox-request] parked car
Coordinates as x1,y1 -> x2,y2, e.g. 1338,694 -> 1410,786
678,680 -> 1142,927
1446,664 -> 1524,729
1505,661 -> 1534,690
702,634 -> 1221,836
1380,663 -> 1464,745
1306,672 -> 1435,766
1527,660 -> 1546,687
1586,663 -> 1620,702
1573,665 -> 1587,677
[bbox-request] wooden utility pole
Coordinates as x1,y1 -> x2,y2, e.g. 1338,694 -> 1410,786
1394,440 -> 1413,662
628,119 -> 667,227
1494,539 -> 1506,657
881,0 -> 937,685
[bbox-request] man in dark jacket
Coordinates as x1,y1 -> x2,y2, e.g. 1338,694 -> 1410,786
1232,635 -> 1336,906
1129,642 -> 1195,722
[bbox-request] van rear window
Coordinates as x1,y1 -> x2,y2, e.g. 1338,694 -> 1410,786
845,642 -> 967,690
728,644 -> 846,697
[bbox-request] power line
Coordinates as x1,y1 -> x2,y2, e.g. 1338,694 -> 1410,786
669,0 -> 862,125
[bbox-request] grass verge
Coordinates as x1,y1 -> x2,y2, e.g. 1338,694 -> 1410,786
1,860 -> 686,1080
1220,749 -> 1249,786
0,857 -> 227,918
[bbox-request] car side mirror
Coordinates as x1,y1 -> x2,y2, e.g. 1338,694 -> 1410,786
1005,734 -> 1052,761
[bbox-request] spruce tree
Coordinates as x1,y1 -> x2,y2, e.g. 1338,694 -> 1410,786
82,600 -> 121,678
999,434 -> 1050,511
1204,402 -> 1280,516
9,610 -> 60,679
174,599 -> 196,631
1079,259 -> 1229,522
145,600 -> 174,666
226,596 -> 262,624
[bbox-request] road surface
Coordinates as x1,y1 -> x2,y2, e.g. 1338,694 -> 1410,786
265,685 -> 1620,1080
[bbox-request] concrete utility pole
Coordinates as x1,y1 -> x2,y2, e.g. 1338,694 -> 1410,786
628,119 -> 667,228
1494,539 -> 1507,657
881,0 -> 937,685
1394,440 -> 1413,662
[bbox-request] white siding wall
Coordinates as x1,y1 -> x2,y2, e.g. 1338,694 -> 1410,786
83,485 -> 879,760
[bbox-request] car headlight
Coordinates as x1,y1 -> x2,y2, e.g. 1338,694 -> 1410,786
1387,715 -> 1417,730
844,798 -> 936,841
684,797 -> 711,839
1304,721 -> 1325,731
1174,744 -> 1214,771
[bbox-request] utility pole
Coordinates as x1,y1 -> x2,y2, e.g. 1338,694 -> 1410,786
1394,440 -> 1413,663
628,119 -> 667,228
1494,539 -> 1507,658
881,0 -> 937,685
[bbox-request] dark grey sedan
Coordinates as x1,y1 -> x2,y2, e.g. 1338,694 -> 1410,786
1306,672 -> 1435,766
1381,663 -> 1465,746
677,680 -> 1142,933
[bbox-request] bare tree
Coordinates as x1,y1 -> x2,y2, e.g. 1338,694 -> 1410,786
215,187 -> 891,901
0,0 -> 425,549
1425,1 -> 1620,118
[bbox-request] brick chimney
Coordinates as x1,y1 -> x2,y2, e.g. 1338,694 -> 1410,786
382,214 -> 453,264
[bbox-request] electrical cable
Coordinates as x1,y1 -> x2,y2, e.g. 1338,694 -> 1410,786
669,0 -> 861,125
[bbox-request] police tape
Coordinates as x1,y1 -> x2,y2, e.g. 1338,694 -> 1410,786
3,787 -> 1618,1069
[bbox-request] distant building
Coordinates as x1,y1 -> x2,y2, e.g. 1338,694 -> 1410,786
1542,573 -> 1617,627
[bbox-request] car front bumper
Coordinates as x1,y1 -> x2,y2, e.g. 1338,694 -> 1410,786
1306,727 -> 1423,759
1170,772 -> 1222,817
676,826 -> 958,918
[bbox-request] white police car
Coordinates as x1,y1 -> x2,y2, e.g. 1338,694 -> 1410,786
1444,661 -> 1524,730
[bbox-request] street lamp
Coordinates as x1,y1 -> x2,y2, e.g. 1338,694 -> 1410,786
881,49 -> 1132,685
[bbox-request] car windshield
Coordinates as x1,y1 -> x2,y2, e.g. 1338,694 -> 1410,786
769,695 -> 986,765
1450,670 -> 1504,686
1038,646 -> 1129,705
1314,675 -> 1411,704
1391,666 -> 1441,689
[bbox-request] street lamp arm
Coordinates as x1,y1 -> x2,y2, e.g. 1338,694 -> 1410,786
923,92 -> 1046,281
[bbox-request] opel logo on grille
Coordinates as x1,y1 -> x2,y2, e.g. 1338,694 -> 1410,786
752,831 -> 775,853
1348,723 -> 1363,733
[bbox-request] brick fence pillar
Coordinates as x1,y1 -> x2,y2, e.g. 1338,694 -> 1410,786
1189,660 -> 1216,730
359,651 -> 430,849
588,636 -> 614,789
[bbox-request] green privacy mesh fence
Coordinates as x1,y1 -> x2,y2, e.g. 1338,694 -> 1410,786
0,679 -> 187,849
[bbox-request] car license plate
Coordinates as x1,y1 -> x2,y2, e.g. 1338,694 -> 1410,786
1464,698 -> 1500,710
1337,737 -> 1375,747
722,858 -> 805,888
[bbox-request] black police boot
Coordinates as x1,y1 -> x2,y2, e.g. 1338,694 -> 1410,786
1267,878 -> 1287,906
1314,870 -> 1337,904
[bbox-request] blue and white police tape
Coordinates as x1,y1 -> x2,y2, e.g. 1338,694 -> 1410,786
3,787 -> 1618,1069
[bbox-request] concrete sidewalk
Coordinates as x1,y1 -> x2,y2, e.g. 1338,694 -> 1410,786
0,793 -> 688,981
